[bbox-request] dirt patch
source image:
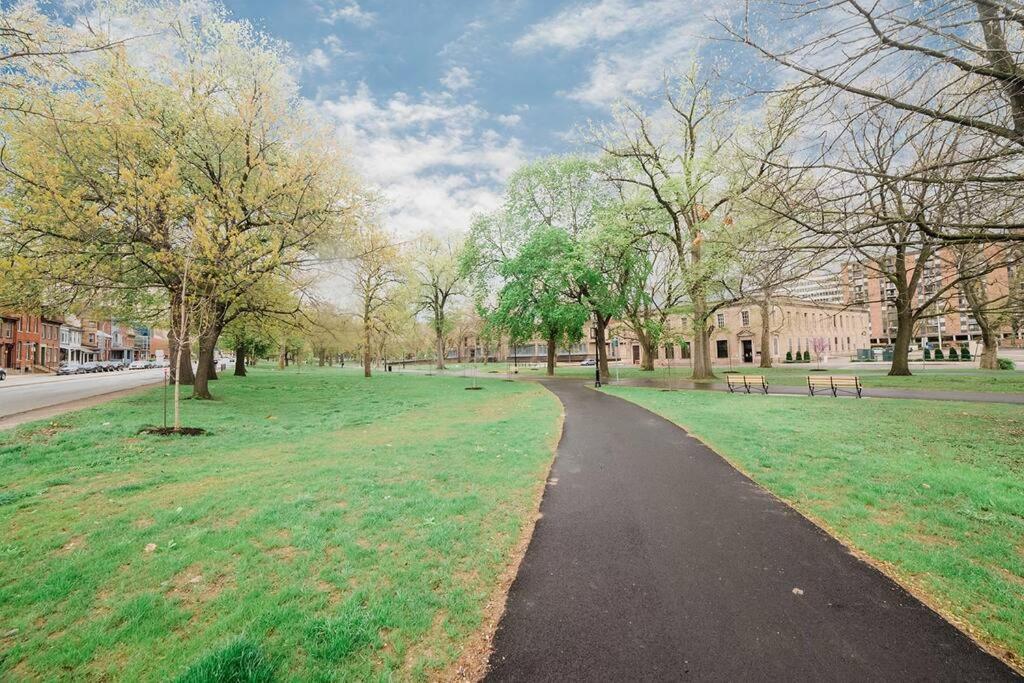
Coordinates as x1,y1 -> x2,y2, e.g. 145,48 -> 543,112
138,426 -> 207,436
165,563 -> 232,605
133,517 -> 155,530
268,545 -> 299,561
55,535 -> 87,556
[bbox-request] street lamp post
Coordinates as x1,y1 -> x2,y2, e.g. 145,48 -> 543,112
592,324 -> 601,388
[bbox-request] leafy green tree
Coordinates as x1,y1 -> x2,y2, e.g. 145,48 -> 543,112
491,228 -> 589,376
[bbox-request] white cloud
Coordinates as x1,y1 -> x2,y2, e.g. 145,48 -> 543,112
322,34 -> 354,57
565,29 -> 701,106
440,66 -> 474,91
496,113 -> 522,127
302,47 -> 331,72
316,84 -> 526,236
515,0 -> 689,51
315,1 -> 375,27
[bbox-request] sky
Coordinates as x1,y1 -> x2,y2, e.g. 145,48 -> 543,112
215,0 -> 743,237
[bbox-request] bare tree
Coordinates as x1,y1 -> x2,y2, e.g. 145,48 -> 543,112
729,0 -> 1024,243
348,225 -> 404,378
596,67 -> 802,379
410,234 -> 465,370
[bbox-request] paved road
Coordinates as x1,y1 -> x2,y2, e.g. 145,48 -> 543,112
0,370 -> 164,420
486,380 -> 1017,682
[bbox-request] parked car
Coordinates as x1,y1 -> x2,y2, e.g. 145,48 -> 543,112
579,358 -> 597,366
0,368 -> 5,381
80,362 -> 101,373
129,360 -> 149,370
57,363 -> 84,376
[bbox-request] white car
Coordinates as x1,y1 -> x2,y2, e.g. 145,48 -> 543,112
129,360 -> 150,370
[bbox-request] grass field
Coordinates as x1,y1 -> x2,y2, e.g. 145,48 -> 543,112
495,362 -> 1024,394
0,369 -> 561,681
604,386 -> 1024,667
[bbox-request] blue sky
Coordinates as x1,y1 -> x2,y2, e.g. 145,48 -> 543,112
212,0 -> 741,236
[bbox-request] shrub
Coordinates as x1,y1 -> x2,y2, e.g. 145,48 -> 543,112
948,347 -> 959,360
960,346 -> 971,361
998,358 -> 1016,370
934,348 -> 944,360
923,348 -> 931,361
803,350 -> 811,361
785,351 -> 793,362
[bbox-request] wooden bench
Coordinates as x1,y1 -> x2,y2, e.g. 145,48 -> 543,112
807,375 -> 863,398
726,374 -> 768,394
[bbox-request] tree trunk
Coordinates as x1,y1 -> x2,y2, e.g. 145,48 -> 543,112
234,342 -> 247,377
961,274 -> 1001,370
546,335 -> 556,376
889,307 -> 914,376
318,350 -> 325,367
759,299 -> 773,369
640,339 -> 655,371
595,316 -> 611,382
690,297 -> 715,380
435,327 -> 446,370
168,289 -> 194,385
363,320 -> 372,378
192,323 -> 220,400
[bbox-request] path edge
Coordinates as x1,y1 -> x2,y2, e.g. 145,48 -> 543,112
599,385 -> 1024,676
439,382 -> 567,682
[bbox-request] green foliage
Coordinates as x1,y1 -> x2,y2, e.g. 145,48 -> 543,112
948,347 -> 958,360
785,351 -> 793,362
175,636 -> 276,683
960,346 -> 971,361
802,350 -> 810,362
923,348 -> 931,360
934,348 -> 945,360
998,358 -> 1016,370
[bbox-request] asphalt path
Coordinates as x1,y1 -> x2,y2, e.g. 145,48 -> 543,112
0,369 -> 164,420
486,379 -> 1017,681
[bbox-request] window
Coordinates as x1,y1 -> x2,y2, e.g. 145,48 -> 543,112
664,344 -> 675,360
773,336 -> 779,356
741,310 -> 750,326
716,340 -> 729,359
716,313 -> 725,328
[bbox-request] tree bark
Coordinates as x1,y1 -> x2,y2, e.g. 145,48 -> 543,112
759,299 -> 773,368
363,319 -> 372,378
192,322 -> 220,400
595,315 -> 610,382
435,326 -> 446,370
234,342 -> 247,377
168,289 -> 194,385
962,276 -> 1001,370
889,306 -> 914,376
690,297 -> 715,380
640,339 -> 655,371
546,335 -> 556,376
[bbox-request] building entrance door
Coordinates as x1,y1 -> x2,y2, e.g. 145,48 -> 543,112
632,345 -> 640,364
742,339 -> 753,363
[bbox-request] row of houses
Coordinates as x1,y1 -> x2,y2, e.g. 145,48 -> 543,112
0,312 -> 168,374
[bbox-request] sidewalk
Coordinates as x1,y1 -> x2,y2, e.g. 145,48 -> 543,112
486,380 -> 1016,681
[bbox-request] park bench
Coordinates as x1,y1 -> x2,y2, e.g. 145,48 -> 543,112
807,374 -> 863,398
726,374 -> 769,394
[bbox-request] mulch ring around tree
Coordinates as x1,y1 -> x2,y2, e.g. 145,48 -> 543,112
138,426 -> 208,436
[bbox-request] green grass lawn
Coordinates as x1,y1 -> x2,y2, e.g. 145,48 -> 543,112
604,386 -> 1024,667
508,362 -> 1024,394
0,369 -> 561,681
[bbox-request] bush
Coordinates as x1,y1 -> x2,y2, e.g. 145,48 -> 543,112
998,358 -> 1016,370
785,351 -> 793,362
960,346 -> 971,361
923,348 -> 931,361
934,348 -> 944,360
803,350 -> 811,362
948,347 -> 959,360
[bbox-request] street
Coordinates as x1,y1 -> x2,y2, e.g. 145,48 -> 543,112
0,369 -> 165,421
